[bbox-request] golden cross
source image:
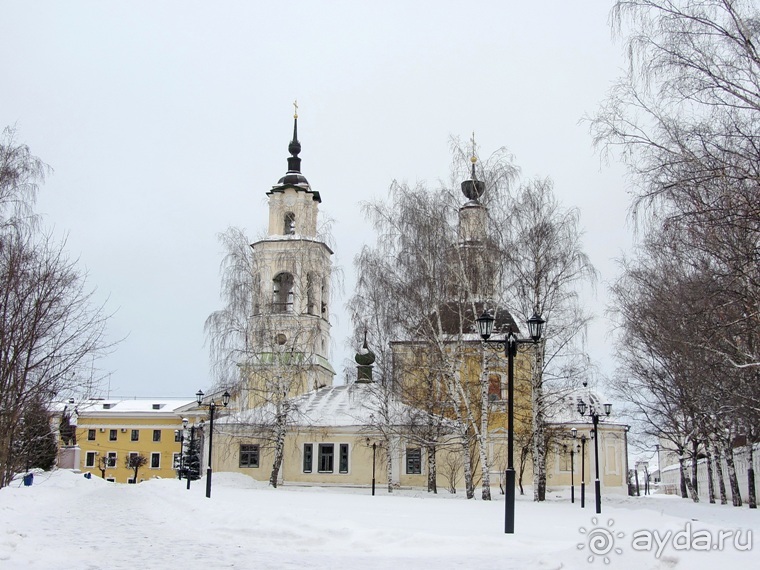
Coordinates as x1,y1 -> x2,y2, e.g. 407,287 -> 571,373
293,99 -> 299,119
471,131 -> 477,163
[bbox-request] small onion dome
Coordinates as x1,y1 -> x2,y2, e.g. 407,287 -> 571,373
461,155 -> 485,201
354,331 -> 376,366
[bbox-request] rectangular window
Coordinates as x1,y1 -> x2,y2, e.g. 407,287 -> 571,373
106,477 -> 115,482
153,430 -> 161,442
85,451 -> 97,467
488,375 -> 501,402
173,452 -> 182,470
174,430 -> 182,442
109,429 -> 117,441
239,444 -> 260,468
128,452 -> 139,464
406,448 -> 422,474
303,444 -> 313,473
318,444 -> 334,473
88,429 -> 96,441
128,478 -> 136,484
560,449 -> 572,472
107,452 -> 117,468
151,452 -> 160,469
131,429 -> 139,441
339,444 -> 349,473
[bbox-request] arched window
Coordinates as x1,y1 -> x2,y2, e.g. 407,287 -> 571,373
272,272 -> 294,313
306,273 -> 316,315
284,212 -> 296,235
320,277 -> 328,315
488,374 -> 502,402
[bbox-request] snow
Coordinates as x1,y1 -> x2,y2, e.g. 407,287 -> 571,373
1,470 -> 757,569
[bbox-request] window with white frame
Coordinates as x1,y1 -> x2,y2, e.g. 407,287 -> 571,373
303,444 -> 313,473
406,447 -> 422,474
107,452 -> 117,468
131,429 -> 139,441
151,452 -> 160,469
152,429 -> 161,442
318,443 -> 334,473
339,444 -> 349,473
87,429 -> 96,441
85,451 -> 97,468
239,444 -> 260,468
109,429 -> 117,441
172,453 -> 182,470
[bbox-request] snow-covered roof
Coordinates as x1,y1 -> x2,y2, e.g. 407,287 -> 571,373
220,383 -> 428,428
52,398 -> 196,416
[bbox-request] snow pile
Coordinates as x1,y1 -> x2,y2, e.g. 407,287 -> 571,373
0,470 -> 756,569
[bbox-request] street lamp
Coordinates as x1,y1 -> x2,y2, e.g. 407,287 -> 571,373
477,310 -> 545,534
570,427 -> 577,504
577,397 -> 611,514
579,433 -> 587,508
175,417 -> 189,480
365,438 -> 383,496
196,389 -> 231,498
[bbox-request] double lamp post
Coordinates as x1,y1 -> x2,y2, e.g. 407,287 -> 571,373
195,389 -> 231,498
577,397 -> 611,514
476,310 -> 545,535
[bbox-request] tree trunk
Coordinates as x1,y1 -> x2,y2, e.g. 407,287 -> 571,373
747,440 -> 756,509
690,440 -> 699,497
479,368 -> 491,501
705,443 -> 715,504
531,347 -> 546,502
457,426 -> 475,499
679,456 -> 699,502
715,446 -> 728,505
269,406 -> 286,488
426,443 -> 437,494
678,454 -> 688,498
724,443 -> 742,507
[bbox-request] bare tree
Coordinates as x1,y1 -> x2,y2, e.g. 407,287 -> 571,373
0,128 -> 112,488
125,454 -> 148,483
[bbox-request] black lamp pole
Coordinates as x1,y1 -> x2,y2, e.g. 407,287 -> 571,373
372,442 -> 377,496
196,389 -> 231,499
577,398 -> 611,514
580,435 -> 587,508
570,427 -> 577,504
477,310 -> 545,535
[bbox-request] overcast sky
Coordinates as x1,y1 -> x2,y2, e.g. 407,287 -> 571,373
1,1 -> 632,398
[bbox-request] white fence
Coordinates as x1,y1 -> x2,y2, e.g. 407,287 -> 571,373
660,443 -> 759,503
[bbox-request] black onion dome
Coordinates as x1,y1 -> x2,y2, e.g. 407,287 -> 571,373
354,331 -> 376,366
461,157 -> 485,201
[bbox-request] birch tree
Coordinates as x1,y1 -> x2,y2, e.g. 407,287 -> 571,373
0,127 -> 112,488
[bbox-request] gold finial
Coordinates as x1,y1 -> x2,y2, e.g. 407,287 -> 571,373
293,99 -> 299,119
470,131 -> 477,163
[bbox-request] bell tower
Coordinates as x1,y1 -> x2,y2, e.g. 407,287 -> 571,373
247,104 -> 335,401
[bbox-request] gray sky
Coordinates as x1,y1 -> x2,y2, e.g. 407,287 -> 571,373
1,1 -> 631,398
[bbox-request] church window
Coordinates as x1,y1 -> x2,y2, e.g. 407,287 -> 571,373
406,448 -> 422,474
303,444 -> 313,473
488,374 -> 502,402
339,444 -> 349,473
321,277 -> 328,315
306,273 -> 315,314
318,443 -> 334,473
272,272 -> 294,313
559,446 -> 572,471
239,444 -> 260,468
284,212 -> 296,234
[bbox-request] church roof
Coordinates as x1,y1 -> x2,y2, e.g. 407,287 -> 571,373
268,108 -> 321,202
220,383 -> 434,428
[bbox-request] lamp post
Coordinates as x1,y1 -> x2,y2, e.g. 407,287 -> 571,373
655,443 -> 661,484
577,398 -> 611,514
196,389 -> 231,499
570,427 -> 577,503
580,434 -> 587,508
366,438 -> 382,496
477,310 -> 545,534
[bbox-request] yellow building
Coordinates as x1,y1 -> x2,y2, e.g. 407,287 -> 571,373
57,398 -> 200,483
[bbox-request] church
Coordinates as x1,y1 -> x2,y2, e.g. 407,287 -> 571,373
208,107 -> 630,496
